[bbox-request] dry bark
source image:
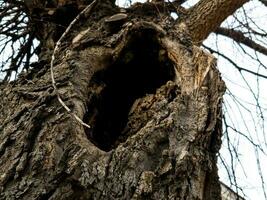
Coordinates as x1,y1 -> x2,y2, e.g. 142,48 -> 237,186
0,1 -> 226,199
183,0 -> 248,44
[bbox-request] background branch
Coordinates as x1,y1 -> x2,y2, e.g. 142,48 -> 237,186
215,27 -> 267,56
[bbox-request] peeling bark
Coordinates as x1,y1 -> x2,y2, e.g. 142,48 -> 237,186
0,1 -> 226,199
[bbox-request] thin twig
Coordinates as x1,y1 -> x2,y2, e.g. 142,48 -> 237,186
203,45 -> 267,79
50,0 -> 98,129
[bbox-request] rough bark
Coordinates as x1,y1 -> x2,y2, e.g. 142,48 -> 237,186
0,1 -> 226,199
182,0 -> 249,44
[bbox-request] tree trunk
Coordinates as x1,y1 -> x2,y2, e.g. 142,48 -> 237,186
0,1 -> 225,199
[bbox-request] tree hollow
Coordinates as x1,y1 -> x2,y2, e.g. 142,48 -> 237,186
84,33 -> 175,151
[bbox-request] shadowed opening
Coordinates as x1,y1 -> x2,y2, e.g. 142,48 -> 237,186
84,33 -> 175,151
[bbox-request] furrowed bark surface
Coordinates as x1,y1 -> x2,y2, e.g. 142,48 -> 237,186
183,0 -> 249,44
0,1 -> 226,199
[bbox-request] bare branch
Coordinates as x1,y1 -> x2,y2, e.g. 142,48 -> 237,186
203,45 -> 267,79
215,27 -> 267,56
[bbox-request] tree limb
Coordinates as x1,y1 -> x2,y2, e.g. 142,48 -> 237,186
182,0 -> 248,44
215,27 -> 267,56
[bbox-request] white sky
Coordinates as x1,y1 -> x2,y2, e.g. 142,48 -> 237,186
204,2 -> 267,199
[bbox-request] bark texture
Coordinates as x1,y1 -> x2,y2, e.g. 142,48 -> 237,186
183,0 -> 248,44
0,1 -> 225,199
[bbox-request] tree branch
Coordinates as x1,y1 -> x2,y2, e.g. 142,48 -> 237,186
203,45 -> 267,79
215,27 -> 267,56
182,0 -> 248,44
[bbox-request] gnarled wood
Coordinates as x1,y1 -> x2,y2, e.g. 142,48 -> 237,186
0,1 -> 227,199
